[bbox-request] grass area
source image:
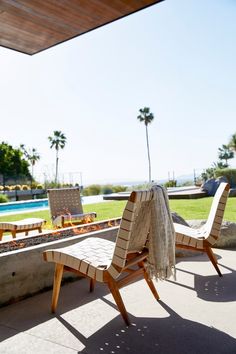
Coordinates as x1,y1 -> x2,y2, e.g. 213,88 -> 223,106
169,197 -> 236,221
0,197 -> 235,230
0,201 -> 127,229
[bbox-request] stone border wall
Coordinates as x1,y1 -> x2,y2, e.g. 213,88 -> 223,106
0,226 -> 118,307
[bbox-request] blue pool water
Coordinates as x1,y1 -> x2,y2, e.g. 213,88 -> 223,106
0,195 -> 105,215
0,199 -> 49,214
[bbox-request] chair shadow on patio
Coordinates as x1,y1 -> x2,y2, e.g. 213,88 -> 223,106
168,263 -> 236,303
54,298 -> 236,354
0,275 -> 236,353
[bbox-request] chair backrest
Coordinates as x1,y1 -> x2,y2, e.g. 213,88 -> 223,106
47,187 -> 83,219
107,189 -> 155,279
204,182 -> 230,244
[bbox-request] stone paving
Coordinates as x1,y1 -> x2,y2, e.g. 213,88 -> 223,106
0,248 -> 235,353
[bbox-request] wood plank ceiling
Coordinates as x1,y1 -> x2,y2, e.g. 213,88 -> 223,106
0,0 -> 163,55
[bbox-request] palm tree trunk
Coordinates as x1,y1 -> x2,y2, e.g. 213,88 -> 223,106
55,150 -> 59,185
145,125 -> 151,183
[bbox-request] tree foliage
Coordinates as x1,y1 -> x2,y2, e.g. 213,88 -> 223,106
229,133 -> 236,152
0,142 -> 30,184
218,144 -> 234,166
20,144 -> 40,181
202,134 -> 236,182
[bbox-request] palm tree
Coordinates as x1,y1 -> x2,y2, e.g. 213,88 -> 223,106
48,131 -> 67,184
212,161 -> 228,169
229,133 -> 236,152
218,144 -> 234,167
137,107 -> 154,183
20,145 -> 40,181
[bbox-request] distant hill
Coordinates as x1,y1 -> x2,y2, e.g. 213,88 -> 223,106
85,175 -> 194,187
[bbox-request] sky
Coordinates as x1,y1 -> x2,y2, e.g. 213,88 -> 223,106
0,0 -> 236,186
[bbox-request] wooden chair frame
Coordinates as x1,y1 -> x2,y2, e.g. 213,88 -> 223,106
44,189 -> 160,325
47,187 -> 96,228
0,218 -> 45,241
174,183 -> 230,277
50,249 -> 159,326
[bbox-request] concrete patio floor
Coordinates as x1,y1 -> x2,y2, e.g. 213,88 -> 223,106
0,248 -> 236,353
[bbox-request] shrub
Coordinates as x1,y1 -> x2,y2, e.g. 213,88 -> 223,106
83,184 -> 127,196
82,188 -> 89,196
31,182 -> 44,189
113,185 -> 127,193
45,181 -> 62,188
31,182 -> 38,189
0,186 -> 3,191
100,184 -> 127,194
83,184 -> 101,196
0,194 -> 9,203
102,185 -> 113,195
215,168 -> 236,187
164,180 -> 177,188
4,186 -> 11,191
22,185 -> 30,190
62,183 -> 73,187
201,168 -> 215,182
14,184 -> 22,190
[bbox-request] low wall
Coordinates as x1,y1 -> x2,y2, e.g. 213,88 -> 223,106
0,189 -> 46,201
0,226 -> 118,307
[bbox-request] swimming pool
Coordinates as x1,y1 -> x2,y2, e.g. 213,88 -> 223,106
0,199 -> 49,214
0,195 -> 105,215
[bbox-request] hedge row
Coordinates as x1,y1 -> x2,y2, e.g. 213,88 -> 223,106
0,184 -> 43,191
82,184 -> 127,196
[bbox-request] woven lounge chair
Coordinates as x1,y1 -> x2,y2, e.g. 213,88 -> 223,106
174,182 -> 230,277
47,187 -> 96,228
0,218 -> 45,241
43,188 -> 169,326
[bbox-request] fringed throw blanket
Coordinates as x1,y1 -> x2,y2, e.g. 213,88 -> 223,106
146,185 -> 176,280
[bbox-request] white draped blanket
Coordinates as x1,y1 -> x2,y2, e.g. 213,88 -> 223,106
146,185 -> 176,280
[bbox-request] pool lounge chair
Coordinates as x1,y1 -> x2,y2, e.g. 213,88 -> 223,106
47,187 -> 96,228
174,182 -> 230,277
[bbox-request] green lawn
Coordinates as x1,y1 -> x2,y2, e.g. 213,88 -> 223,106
0,201 -> 127,229
0,198 -> 235,230
169,197 -> 236,221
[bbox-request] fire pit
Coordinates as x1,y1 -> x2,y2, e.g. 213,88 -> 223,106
0,218 -> 121,254
0,218 -> 120,307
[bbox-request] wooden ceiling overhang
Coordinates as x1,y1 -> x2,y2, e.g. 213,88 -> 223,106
0,0 -> 164,55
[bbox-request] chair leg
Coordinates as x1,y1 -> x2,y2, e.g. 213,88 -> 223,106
139,262 -> 160,300
107,278 -> 130,326
51,263 -> 64,313
205,247 -> 222,277
0,230 -> 3,241
90,279 -> 95,292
